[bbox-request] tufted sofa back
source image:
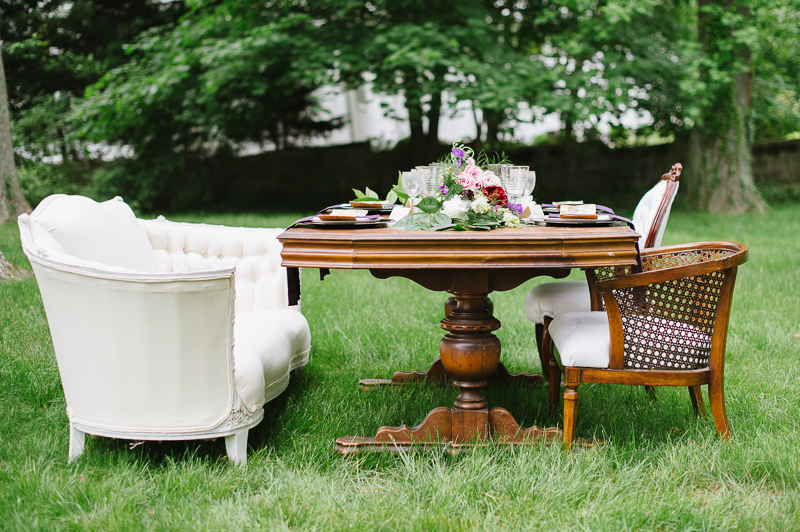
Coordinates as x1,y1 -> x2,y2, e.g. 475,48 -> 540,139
139,218 -> 291,312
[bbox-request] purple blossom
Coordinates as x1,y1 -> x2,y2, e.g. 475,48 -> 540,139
508,203 -> 523,216
439,183 -> 448,195
456,159 -> 462,168
452,147 -> 466,159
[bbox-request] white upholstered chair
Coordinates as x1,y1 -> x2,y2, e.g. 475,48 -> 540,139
18,195 -> 311,465
524,164 -> 682,374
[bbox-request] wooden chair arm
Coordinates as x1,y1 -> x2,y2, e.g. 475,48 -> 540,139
596,242 -> 748,293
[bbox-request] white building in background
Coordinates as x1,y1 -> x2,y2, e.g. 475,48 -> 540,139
233,81 -> 652,156
307,84 -> 563,150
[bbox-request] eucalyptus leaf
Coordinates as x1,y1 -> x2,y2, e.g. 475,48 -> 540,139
417,197 -> 442,214
392,212 -> 429,231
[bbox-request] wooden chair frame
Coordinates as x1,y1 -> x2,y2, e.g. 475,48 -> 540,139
541,241 -> 748,447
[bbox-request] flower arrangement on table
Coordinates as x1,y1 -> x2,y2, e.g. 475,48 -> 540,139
392,140 -> 524,231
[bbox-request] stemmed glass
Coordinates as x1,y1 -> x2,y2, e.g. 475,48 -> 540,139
500,165 -> 530,206
488,163 -> 512,178
524,171 -> 536,198
402,171 -> 420,210
416,166 -> 440,198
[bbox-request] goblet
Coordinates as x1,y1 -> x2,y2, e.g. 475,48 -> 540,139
500,165 -> 529,206
416,166 -> 440,198
402,171 -> 420,209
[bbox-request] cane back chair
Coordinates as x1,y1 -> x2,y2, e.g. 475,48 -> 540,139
543,242 -> 748,447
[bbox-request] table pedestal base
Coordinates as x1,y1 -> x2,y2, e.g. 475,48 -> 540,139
334,407 -> 563,454
358,359 -> 544,390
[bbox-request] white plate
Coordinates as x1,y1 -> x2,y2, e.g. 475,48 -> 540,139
302,217 -> 387,228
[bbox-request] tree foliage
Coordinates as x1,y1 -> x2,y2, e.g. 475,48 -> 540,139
3,0 -> 800,212
1,0 -> 186,162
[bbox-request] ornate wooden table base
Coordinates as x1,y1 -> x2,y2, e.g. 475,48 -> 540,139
358,359 -> 544,390
338,270 -> 564,454
335,407 -> 563,454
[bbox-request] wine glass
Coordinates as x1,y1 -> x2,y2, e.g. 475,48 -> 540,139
488,163 -> 512,178
416,166 -> 440,198
500,165 -> 529,206
524,171 -> 536,197
402,171 -> 420,209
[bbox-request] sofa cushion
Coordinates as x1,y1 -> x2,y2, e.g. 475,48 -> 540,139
29,195 -> 158,272
233,309 -> 311,411
139,219 -> 289,311
523,281 -> 591,324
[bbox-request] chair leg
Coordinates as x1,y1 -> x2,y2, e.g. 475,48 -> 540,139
68,422 -> 85,463
562,385 -> 579,449
644,386 -> 657,400
535,322 -> 545,373
548,359 -> 561,416
689,385 -> 706,417
708,378 -> 731,439
225,429 -> 249,465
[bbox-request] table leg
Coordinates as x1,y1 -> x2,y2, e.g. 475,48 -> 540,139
358,295 -> 543,390
336,271 -> 557,454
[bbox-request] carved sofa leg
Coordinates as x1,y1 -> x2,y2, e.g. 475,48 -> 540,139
225,429 -> 249,465
68,422 -> 85,463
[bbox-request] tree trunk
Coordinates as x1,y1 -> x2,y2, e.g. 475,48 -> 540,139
426,89 -> 442,161
686,0 -> 765,213
485,113 -> 500,153
0,36 -> 31,223
472,105 -> 483,151
402,70 -> 427,159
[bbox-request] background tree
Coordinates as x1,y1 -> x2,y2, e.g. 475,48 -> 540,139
686,0 -> 766,212
0,32 -> 31,223
315,0 -> 506,160
0,0 -> 185,163
75,1 -> 340,210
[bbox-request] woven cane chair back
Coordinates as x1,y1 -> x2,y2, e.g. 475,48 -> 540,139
596,243 -> 747,372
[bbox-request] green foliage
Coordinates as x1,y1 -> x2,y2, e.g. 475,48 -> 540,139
750,3 -> 800,141
1,0 -> 186,162
73,2 -> 341,210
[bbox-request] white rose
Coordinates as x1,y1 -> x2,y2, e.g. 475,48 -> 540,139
442,197 -> 470,218
470,196 -> 491,214
502,210 -> 522,227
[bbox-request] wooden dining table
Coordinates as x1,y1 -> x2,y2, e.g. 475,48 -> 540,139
278,223 -> 640,452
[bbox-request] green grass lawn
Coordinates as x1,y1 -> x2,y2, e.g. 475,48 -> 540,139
2,205 -> 800,530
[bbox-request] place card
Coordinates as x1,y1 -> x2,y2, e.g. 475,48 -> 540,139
319,209 -> 368,221
521,203 -> 544,220
560,204 -> 596,215
389,206 -> 411,221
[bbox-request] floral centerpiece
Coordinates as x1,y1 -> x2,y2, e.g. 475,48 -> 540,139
393,140 -> 524,231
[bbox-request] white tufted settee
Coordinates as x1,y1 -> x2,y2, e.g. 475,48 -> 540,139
18,195 -> 311,465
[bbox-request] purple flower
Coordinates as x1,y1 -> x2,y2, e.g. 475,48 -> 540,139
452,147 -> 466,159
456,159 -> 462,168
439,183 -> 448,195
508,203 -> 523,216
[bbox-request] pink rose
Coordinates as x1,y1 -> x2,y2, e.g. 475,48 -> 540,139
477,170 -> 501,188
456,165 -> 482,188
